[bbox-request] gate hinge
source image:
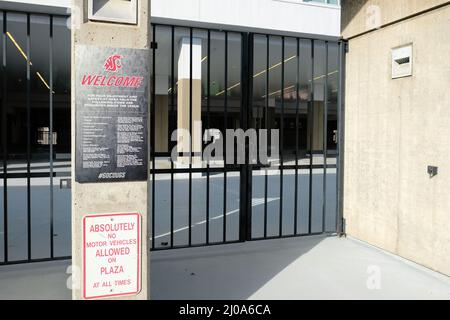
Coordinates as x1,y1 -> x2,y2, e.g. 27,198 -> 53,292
339,217 -> 347,238
151,41 -> 158,49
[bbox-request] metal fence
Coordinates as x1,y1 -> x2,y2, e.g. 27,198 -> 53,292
0,10 -> 71,265
0,11 -> 344,265
149,24 -> 345,251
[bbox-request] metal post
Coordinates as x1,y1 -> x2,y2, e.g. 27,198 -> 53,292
2,11 -> 7,263
26,13 -> 31,260
49,15 -> 54,258
336,41 -> 346,236
263,34 -> 269,239
239,32 -> 252,242
188,27 -> 193,246
170,26 -> 175,247
322,41 -> 329,233
206,29 -> 211,244
223,31 -> 228,243
294,37 -> 300,235
279,36 -> 285,237
308,39 -> 314,234
151,24 -> 156,250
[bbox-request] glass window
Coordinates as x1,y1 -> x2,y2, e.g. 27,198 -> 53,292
325,42 -> 339,232
1,11 -> 72,263
251,34 -> 267,238
29,14 -> 51,260
310,40 -> 326,233
296,39 -> 313,235
5,12 -> 28,261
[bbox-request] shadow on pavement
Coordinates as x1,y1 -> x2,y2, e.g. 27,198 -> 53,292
151,235 -> 326,300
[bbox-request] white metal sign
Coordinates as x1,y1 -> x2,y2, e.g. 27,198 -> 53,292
83,212 -> 141,300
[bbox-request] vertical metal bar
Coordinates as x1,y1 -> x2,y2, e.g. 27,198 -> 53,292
246,33 -> 254,241
26,14 -> 31,260
206,29 -> 211,244
279,36 -> 285,237
308,39 -> 314,234
263,35 -> 269,239
223,31 -> 228,243
188,27 -> 193,246
336,41 -> 345,235
49,15 -> 54,258
2,11 -> 8,263
239,33 -> 247,242
294,37 -> 299,235
322,42 -> 329,233
151,24 -> 156,249
170,26 -> 175,248
239,32 -> 252,242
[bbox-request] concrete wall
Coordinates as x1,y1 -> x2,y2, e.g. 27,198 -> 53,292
342,0 -> 449,39
71,0 -> 151,300
342,1 -> 450,276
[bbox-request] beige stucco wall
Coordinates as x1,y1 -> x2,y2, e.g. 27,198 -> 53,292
343,3 -> 450,276
342,0 -> 449,39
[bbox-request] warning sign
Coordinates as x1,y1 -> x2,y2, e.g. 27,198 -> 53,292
83,212 -> 141,300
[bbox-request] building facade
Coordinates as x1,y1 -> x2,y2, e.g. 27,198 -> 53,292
2,0 -> 449,281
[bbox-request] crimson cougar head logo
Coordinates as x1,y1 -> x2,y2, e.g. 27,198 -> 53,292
104,54 -> 122,72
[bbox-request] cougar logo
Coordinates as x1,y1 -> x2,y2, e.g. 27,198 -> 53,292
104,54 -> 122,72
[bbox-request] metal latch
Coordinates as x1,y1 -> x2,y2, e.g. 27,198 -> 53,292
427,166 -> 438,178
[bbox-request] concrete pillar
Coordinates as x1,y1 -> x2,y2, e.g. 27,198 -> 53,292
71,0 -> 150,300
176,37 -> 202,166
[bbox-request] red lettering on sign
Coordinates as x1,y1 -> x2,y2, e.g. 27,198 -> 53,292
81,75 -> 95,86
95,246 -> 130,257
80,75 -> 144,88
83,212 -> 141,300
100,265 -> 124,275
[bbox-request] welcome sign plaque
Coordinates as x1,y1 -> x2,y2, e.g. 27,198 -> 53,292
75,45 -> 149,183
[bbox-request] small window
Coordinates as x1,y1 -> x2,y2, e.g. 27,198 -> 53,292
392,44 -> 413,79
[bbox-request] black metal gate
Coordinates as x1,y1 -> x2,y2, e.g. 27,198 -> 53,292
0,10 -> 71,265
0,13 -> 344,265
149,24 -> 344,251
